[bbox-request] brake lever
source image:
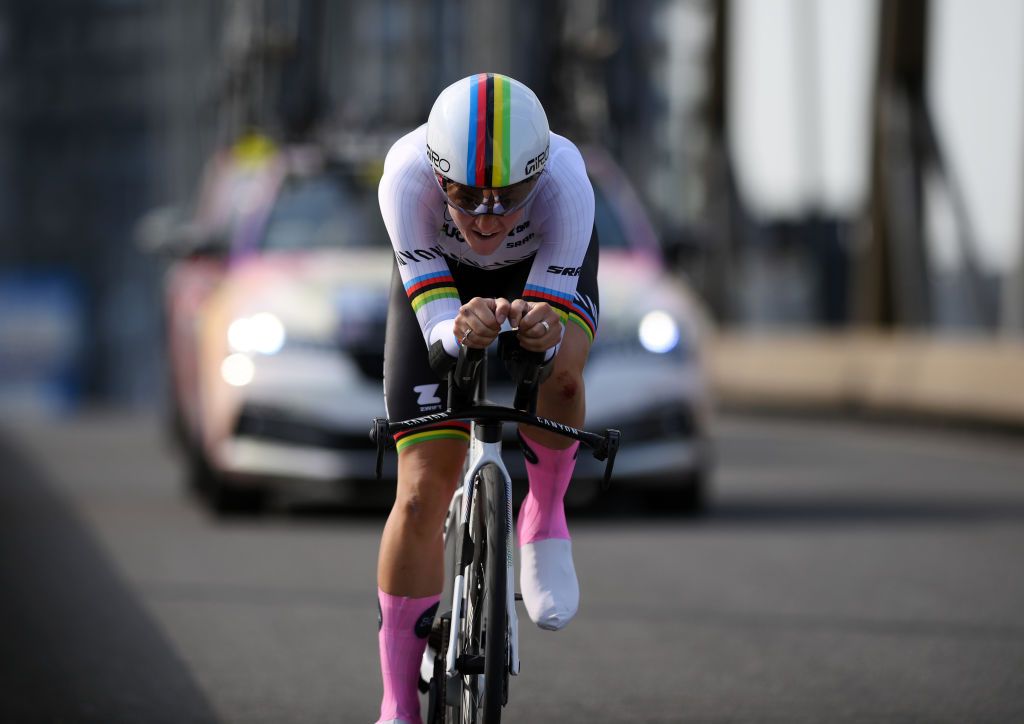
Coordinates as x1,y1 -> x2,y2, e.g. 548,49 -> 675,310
598,429 -> 620,491
370,417 -> 391,481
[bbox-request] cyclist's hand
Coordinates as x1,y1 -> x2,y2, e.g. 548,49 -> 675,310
456,297 -> 510,348
509,300 -> 562,353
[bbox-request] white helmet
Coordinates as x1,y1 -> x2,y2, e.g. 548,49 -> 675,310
426,73 -> 550,190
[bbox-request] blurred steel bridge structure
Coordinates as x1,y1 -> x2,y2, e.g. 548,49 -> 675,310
1,0 -> 1022,418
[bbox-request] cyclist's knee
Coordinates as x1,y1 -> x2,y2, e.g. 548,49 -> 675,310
542,365 -> 584,404
393,479 -> 454,539
392,492 -> 446,539
393,438 -> 465,536
543,325 -> 590,404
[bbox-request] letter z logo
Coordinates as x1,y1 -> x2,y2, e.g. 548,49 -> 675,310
413,384 -> 442,407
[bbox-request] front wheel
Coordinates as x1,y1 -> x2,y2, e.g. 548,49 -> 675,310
457,463 -> 510,723
480,463 -> 510,721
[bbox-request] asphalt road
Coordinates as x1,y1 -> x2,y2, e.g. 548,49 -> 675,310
2,411 -> 1023,723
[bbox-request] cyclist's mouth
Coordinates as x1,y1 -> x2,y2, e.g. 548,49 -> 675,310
465,228 -> 505,254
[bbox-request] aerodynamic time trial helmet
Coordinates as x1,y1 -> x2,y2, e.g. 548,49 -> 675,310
426,73 -> 549,216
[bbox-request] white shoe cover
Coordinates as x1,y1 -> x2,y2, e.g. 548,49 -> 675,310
519,538 -> 579,630
419,645 -> 434,687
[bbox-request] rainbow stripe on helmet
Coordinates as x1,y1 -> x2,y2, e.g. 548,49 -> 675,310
466,73 -> 513,188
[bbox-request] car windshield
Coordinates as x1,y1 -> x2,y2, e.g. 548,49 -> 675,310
259,171 -> 388,251
591,180 -> 630,250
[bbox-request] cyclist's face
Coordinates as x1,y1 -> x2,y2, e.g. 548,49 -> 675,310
448,199 -> 525,257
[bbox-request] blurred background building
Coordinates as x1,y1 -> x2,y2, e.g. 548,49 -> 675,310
0,0 -> 1022,412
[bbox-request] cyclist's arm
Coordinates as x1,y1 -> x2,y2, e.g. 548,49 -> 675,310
378,130 -> 462,358
518,143 -> 596,356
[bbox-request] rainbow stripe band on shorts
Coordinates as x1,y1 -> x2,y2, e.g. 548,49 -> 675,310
393,421 -> 471,452
565,311 -> 596,343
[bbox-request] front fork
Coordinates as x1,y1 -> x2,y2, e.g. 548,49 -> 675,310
444,441 -> 520,680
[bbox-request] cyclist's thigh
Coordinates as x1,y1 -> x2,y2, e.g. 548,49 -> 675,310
395,438 -> 467,504
384,262 -> 470,447
553,319 -> 593,372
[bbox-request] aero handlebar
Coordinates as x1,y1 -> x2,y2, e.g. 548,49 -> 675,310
370,330 -> 620,487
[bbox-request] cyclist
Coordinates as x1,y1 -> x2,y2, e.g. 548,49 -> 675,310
376,73 -> 598,724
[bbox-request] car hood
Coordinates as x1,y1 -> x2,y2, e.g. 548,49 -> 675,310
213,249 -> 393,343
208,247 -> 710,349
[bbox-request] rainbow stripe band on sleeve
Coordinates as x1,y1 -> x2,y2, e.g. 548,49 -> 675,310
523,283 -> 597,342
404,271 -> 459,312
393,422 -> 471,452
467,74 -> 512,187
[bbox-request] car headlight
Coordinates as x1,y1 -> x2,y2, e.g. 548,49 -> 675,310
638,310 -> 679,354
221,353 -> 255,386
227,312 -> 286,355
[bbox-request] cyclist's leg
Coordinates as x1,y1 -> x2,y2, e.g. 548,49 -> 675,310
377,262 -> 469,724
378,439 -> 466,595
517,228 -> 599,631
522,221 -> 599,450
376,439 -> 465,724
516,324 -> 590,630
529,319 -> 591,446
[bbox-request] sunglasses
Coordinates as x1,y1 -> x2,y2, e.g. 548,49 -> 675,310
435,172 -> 542,216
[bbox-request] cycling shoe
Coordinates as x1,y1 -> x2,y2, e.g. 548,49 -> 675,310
519,538 -> 579,630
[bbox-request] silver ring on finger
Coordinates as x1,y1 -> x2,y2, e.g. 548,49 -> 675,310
460,327 -> 472,344
540,320 -> 550,334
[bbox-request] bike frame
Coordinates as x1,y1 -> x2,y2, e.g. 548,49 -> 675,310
371,330 -> 619,720
445,428 -> 520,683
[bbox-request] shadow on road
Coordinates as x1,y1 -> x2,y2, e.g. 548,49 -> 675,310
0,431 -> 219,723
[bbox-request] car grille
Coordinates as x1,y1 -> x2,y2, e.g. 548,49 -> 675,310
611,403 -> 698,442
234,403 -> 375,450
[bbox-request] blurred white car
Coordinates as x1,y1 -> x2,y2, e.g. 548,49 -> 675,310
156,142 -> 712,513
151,148 -> 393,512
507,147 -> 715,512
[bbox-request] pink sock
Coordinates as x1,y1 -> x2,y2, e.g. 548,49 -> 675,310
516,434 -> 579,545
377,589 -> 440,724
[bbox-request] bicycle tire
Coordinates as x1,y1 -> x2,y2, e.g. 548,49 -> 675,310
456,463 -> 509,724
479,462 -> 510,722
